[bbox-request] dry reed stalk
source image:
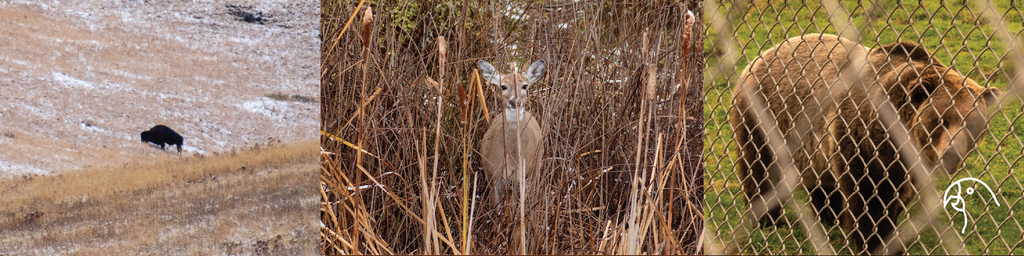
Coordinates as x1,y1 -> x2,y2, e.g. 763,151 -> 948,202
622,29 -> 651,255
416,128 -> 434,254
668,12 -> 695,230
473,69 -> 490,124
434,196 -> 461,254
350,6 -> 373,253
320,0 -> 365,79
339,87 -> 382,134
468,172 -> 480,253
638,133 -> 666,249
459,82 -> 471,254
425,36 -> 449,255
459,72 -> 482,254
322,1 -> 704,254
517,101 -> 527,255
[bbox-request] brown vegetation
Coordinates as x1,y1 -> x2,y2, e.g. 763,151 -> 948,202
0,141 -> 319,255
321,0 -> 704,254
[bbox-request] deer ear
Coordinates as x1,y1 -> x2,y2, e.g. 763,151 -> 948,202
478,60 -> 500,85
525,60 -> 546,84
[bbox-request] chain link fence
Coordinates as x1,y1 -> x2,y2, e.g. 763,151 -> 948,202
704,0 -> 1024,254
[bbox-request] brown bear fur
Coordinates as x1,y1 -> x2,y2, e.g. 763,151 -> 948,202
730,33 -> 1000,254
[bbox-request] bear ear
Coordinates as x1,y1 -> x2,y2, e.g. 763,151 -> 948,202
886,66 -> 937,105
878,41 -> 934,63
981,87 -> 1001,107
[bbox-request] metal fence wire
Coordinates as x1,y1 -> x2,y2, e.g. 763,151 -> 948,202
704,0 -> 1024,254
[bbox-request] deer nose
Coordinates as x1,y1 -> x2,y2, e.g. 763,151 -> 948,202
508,99 -> 517,108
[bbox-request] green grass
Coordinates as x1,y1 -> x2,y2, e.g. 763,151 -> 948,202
704,1 -> 1024,254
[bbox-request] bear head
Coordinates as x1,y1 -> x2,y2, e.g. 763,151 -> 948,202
872,41 -> 1001,173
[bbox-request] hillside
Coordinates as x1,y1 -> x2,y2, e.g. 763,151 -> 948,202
0,0 -> 319,174
0,141 -> 319,254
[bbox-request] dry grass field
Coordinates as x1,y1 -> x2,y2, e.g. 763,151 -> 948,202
0,141 -> 319,255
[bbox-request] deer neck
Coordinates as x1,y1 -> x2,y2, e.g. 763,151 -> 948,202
503,107 -> 529,130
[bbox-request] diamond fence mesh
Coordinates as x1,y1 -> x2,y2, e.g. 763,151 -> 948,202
704,0 -> 1024,254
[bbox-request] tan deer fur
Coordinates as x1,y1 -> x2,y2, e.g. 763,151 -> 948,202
478,59 -> 545,208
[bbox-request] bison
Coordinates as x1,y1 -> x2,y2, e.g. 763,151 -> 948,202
141,125 -> 183,153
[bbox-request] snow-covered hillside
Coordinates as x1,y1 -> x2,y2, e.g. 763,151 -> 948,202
0,0 -> 319,174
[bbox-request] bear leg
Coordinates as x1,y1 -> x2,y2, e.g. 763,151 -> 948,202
843,171 -> 905,255
737,121 -> 785,226
809,184 -> 842,226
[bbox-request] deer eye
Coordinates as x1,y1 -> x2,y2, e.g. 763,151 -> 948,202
521,84 -> 528,90
500,85 -> 507,90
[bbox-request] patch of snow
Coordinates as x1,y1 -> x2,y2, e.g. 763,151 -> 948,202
111,69 -> 153,81
181,145 -> 206,154
2,57 -> 30,67
80,122 -> 108,133
53,72 -> 94,89
227,36 -> 257,44
346,184 -> 378,191
0,161 -> 48,176
193,76 -> 226,85
238,97 -> 297,120
21,102 -> 55,119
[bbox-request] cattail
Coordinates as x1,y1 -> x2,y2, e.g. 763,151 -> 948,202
683,10 -> 694,56
677,10 -> 695,133
438,36 -> 448,90
642,30 -> 656,100
458,84 -> 467,124
361,7 -> 373,47
679,10 -> 694,96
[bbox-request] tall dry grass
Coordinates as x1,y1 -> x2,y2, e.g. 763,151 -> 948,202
321,0 -> 705,254
2,141 -> 317,207
0,141 -> 320,255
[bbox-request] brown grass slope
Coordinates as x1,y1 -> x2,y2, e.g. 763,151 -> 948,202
0,0 -> 318,173
0,141 -> 319,255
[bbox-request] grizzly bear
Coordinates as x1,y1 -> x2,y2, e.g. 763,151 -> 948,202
731,34 -> 999,254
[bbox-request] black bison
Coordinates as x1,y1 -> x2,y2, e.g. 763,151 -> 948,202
141,125 -> 183,153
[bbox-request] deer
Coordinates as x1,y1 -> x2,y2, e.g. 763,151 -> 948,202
478,59 -> 546,209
